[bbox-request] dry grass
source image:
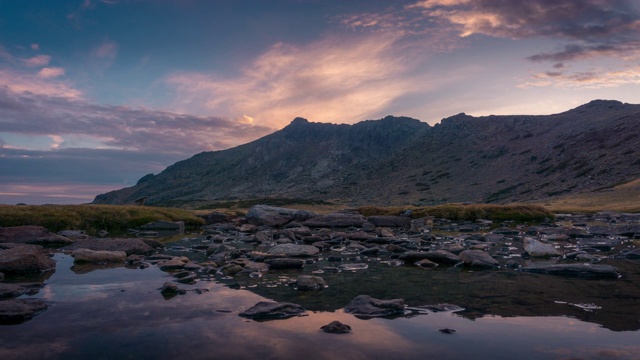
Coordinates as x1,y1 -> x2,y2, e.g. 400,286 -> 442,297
536,178 -> 640,213
0,204 -> 205,234
358,203 -> 553,222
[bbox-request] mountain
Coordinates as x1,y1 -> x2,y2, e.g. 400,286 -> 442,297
93,100 -> 640,207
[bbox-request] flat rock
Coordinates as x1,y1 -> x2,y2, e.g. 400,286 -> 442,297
524,238 -> 562,258
520,264 -> 620,279
267,243 -> 319,257
71,248 -> 126,263
459,250 -> 499,269
321,321 -> 352,334
0,226 -> 73,245
0,245 -> 56,274
63,238 -> 156,255
366,216 -> 411,228
344,295 -> 405,318
0,298 -> 48,324
246,205 -> 317,227
296,275 -> 327,291
239,301 -> 305,320
0,283 -> 27,298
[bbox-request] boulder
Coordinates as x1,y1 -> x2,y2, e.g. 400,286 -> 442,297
71,248 -> 126,263
0,299 -> 48,324
0,226 -> 73,245
366,216 -> 411,228
399,250 -> 460,265
239,301 -> 305,320
520,264 -> 620,279
159,282 -> 186,296
63,238 -> 156,255
303,211 -> 366,228
524,238 -> 562,258
158,259 -> 187,271
622,248 -> 640,259
415,259 -> 438,268
267,243 -> 319,257
0,283 -> 27,299
344,295 -> 405,318
459,250 -> 499,269
264,258 -> 304,269
296,275 -> 327,291
246,205 -> 317,227
321,321 -> 352,334
0,245 -> 56,274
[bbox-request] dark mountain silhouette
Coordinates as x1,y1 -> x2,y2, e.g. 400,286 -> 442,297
93,100 -> 640,206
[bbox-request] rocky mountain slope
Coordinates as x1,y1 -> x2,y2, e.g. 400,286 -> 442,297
93,100 -> 640,207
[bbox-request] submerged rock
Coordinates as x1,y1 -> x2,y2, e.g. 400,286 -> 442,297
0,299 -> 48,324
0,245 -> 56,274
520,264 -> 620,279
321,321 -> 352,334
239,301 -> 305,320
344,295 -> 405,318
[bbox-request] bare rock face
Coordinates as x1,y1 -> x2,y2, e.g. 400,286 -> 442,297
0,226 -> 73,245
239,301 -> 305,320
71,249 -> 127,263
63,238 -> 156,255
0,245 -> 56,274
246,205 -> 317,227
344,295 -> 405,318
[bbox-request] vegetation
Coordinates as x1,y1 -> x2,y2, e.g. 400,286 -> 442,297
538,178 -> 640,213
191,197 -> 333,210
0,204 -> 205,234
358,203 -> 554,222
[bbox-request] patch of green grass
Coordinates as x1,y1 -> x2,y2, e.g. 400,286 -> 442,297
358,203 -> 553,222
0,204 -> 205,235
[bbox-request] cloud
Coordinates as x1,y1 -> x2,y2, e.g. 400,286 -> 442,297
0,69 -> 82,99
31,43 -> 40,51
520,65 -> 640,88
93,39 -> 118,59
38,67 -> 66,78
22,54 -> 51,67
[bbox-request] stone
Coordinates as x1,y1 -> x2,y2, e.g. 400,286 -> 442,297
520,264 -> 620,279
159,282 -> 186,296
57,230 -> 88,239
399,250 -> 460,265
622,248 -> 640,259
141,239 -> 165,249
459,250 -> 499,269
303,211 -> 366,228
367,216 -> 411,228
240,261 -> 270,274
523,238 -> 562,258
239,301 -> 305,320
71,248 -> 126,263
246,205 -> 317,227
0,226 -> 73,245
0,299 -> 48,324
267,243 -> 319,257
415,259 -> 438,268
296,275 -> 327,291
158,259 -> 187,271
0,245 -> 56,274
0,272 -> 3,281
321,321 -> 352,334
63,238 -> 156,255
264,258 -> 304,269
239,224 -> 258,233
344,295 -> 405,318
0,283 -> 27,298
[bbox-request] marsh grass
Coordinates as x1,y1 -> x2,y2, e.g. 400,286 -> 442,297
0,204 -> 205,235
358,203 -> 554,222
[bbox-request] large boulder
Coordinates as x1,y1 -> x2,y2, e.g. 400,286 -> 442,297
520,264 -> 620,279
459,250 -> 499,269
63,238 -> 156,255
344,295 -> 405,318
366,216 -> 411,228
524,238 -> 562,258
0,299 -> 48,324
0,245 -> 56,274
303,211 -> 366,228
0,226 -> 73,245
239,301 -> 305,320
71,248 -> 126,263
267,243 -> 319,257
246,205 -> 317,227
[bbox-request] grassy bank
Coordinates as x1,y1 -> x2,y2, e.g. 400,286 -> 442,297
536,178 -> 640,213
0,204 -> 205,234
358,203 -> 554,222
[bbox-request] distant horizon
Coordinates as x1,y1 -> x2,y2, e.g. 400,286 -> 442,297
2,1 -> 639,204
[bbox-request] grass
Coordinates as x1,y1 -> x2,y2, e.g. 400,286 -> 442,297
358,203 -> 554,222
0,204 -> 205,235
538,178 -> 640,213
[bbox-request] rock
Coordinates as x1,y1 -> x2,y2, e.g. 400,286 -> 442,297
221,264 -> 243,276
367,216 -> 411,228
239,301 -> 305,320
622,248 -> 640,259
0,226 -> 73,245
459,250 -> 499,268
523,238 -> 562,258
296,275 -> 327,291
264,258 -> 304,269
439,328 -> 456,334
141,239 -> 165,249
415,259 -> 438,268
57,230 -> 88,239
238,224 -> 258,233
71,248 -> 126,263
321,321 -> 352,334
158,259 -> 187,271
0,283 -> 27,298
159,282 -> 186,296
520,264 -> 620,279
267,243 -> 319,257
63,238 -> 156,255
139,220 -> 183,230
303,211 -> 366,228
344,295 -> 405,318
0,299 -> 48,324
399,250 -> 460,265
0,245 -> 56,274
0,272 -> 3,281
239,261 -> 270,274
246,205 -> 317,227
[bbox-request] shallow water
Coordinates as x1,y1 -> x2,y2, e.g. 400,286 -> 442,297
2,250 -> 639,360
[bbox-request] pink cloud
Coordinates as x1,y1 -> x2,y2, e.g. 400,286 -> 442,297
0,69 -> 82,99
38,67 -> 66,78
22,54 -> 51,67
93,39 -> 118,59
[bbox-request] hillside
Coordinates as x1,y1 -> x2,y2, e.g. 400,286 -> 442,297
93,100 -> 640,207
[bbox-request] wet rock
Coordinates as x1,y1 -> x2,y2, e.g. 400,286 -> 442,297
239,261 -> 269,274
344,295 -> 405,318
267,244 -> 319,257
366,216 -> 411,228
0,283 -> 27,298
520,264 -> 620,279
523,238 -> 562,258
360,247 -> 379,256
0,245 -> 56,274
63,238 -> 156,255
246,205 -> 317,227
239,301 -> 305,320
415,259 -> 438,268
622,248 -> 640,259
399,250 -> 460,265
296,275 -> 327,291
303,211 -> 366,228
158,259 -> 187,271
0,298 -> 48,324
439,328 -> 456,334
0,225 -> 73,245
159,282 -> 186,296
238,224 -> 258,233
221,264 -> 243,276
506,260 -> 521,269
459,250 -> 499,269
264,258 -> 304,269
71,248 -> 126,263
125,254 -> 145,265
141,239 -> 165,249
57,230 -> 88,239
175,273 -> 198,284
321,321 -> 351,334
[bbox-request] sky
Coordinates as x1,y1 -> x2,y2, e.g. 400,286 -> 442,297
1,0 -> 640,205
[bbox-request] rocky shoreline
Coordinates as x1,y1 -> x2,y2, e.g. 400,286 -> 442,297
1,205 -> 639,329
